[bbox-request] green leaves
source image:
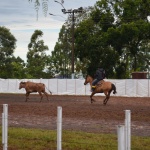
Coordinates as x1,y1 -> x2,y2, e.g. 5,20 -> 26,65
74,0 -> 150,78
0,26 -> 18,78
26,30 -> 49,78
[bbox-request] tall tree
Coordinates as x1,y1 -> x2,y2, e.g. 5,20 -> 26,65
75,2 -> 117,78
11,56 -> 26,79
75,0 -> 150,78
26,30 -> 49,78
107,0 -> 150,76
49,25 -> 72,78
0,26 -> 17,78
49,7 -> 96,78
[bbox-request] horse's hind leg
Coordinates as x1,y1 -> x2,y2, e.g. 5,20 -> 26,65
103,97 -> 107,105
103,91 -> 111,105
103,97 -> 109,105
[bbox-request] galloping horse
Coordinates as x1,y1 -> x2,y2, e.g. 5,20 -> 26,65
84,75 -> 117,105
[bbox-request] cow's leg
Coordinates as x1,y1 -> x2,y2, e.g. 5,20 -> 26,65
43,92 -> 49,101
26,92 -> 30,102
38,92 -> 43,102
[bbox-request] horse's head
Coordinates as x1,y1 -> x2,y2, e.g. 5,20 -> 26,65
19,82 -> 26,89
84,75 -> 93,85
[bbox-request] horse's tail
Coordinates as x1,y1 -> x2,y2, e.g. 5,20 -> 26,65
112,84 -> 117,94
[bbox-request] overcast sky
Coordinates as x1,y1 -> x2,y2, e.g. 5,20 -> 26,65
0,0 -> 97,62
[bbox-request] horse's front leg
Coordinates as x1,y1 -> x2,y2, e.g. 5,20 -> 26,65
90,92 -> 96,103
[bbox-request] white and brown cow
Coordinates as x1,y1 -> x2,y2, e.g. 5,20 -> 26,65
19,81 -> 52,102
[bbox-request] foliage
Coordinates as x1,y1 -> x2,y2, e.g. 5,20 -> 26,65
26,30 -> 49,78
74,0 -> 150,78
50,25 -> 72,78
75,4 -> 117,78
0,26 -> 25,79
10,56 -> 26,79
50,7 -> 97,78
1,0 -> 150,79
24,0 -> 150,79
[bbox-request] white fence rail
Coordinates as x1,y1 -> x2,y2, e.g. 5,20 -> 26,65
0,78 -> 149,97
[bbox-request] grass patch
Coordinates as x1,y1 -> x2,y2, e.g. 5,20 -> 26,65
0,127 -> 149,150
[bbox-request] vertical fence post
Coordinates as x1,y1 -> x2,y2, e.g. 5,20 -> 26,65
125,110 -> 131,150
117,125 -> 125,150
2,113 -> 4,144
57,106 -> 62,150
2,104 -> 8,150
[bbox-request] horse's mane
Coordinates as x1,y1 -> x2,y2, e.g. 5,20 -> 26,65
86,74 -> 95,79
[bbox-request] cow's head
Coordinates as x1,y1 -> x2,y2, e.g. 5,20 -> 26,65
19,82 -> 26,89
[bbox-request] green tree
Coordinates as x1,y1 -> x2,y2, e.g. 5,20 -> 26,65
49,7 -> 96,78
49,25 -> 72,78
75,0 -> 150,78
0,26 -> 17,78
11,56 -> 26,79
75,2 -> 117,78
26,30 -> 49,78
107,0 -> 150,77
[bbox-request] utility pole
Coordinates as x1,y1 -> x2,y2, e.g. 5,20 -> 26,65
62,8 -> 82,79
55,1 -> 83,79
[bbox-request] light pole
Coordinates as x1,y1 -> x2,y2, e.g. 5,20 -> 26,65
49,13 -> 66,19
55,1 -> 83,79
54,0 -> 66,10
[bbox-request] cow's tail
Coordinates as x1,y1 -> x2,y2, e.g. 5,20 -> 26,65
112,84 -> 117,94
46,86 -> 52,95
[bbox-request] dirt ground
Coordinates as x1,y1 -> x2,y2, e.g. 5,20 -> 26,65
0,94 -> 150,137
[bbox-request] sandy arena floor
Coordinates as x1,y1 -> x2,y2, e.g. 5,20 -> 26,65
0,94 -> 150,136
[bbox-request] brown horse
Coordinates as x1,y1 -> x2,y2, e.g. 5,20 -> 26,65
84,75 -> 117,105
